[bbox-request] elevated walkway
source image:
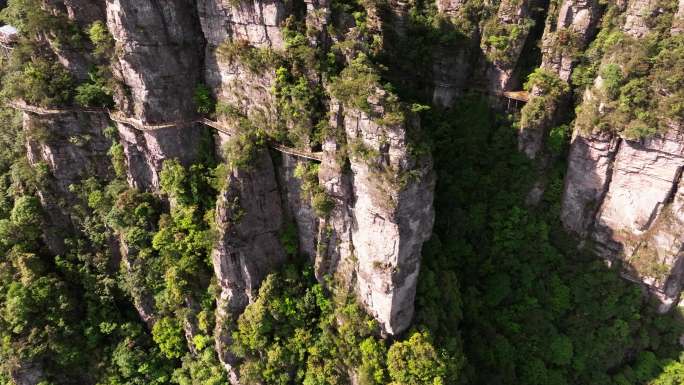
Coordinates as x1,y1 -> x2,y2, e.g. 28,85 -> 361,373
8,100 -> 106,115
7,101 -> 323,162
502,90 -> 530,102
108,110 -> 195,131
431,81 -> 530,102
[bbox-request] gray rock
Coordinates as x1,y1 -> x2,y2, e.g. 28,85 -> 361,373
43,0 -> 106,80
23,111 -> 113,254
561,130 -> 620,236
211,133 -> 287,379
560,0 -> 684,311
106,0 -> 204,123
197,0 -> 289,50
317,100 -> 435,335
673,0 -> 684,34
9,361 -> 44,385
105,0 -> 207,191
436,0 -> 465,17
623,0 -> 655,38
432,48 -> 472,108
482,0 -> 533,93
277,154 -> 319,260
115,122 -> 206,190
562,126 -> 684,311
543,0 -> 602,82
304,0 -> 331,45
518,0 -> 602,159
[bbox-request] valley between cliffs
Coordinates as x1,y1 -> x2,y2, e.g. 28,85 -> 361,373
2,0 -> 684,384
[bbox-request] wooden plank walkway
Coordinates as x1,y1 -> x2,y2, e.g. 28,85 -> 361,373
108,110 -> 196,131
201,119 -> 322,161
502,91 -> 530,102
7,100 -> 323,161
429,83 -> 530,103
270,143 -> 323,161
199,118 -> 231,135
8,100 -> 107,115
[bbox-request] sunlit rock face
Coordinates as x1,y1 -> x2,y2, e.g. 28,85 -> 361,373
560,0 -> 684,312
20,4 -> 437,382
197,0 -> 435,345
562,128 -> 684,312
317,100 -> 435,335
211,132 -> 287,379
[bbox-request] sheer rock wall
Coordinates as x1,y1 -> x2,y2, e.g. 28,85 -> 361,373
561,0 -> 684,311
22,0 -> 436,382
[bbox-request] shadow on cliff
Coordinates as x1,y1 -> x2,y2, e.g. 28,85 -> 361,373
412,95 -> 684,385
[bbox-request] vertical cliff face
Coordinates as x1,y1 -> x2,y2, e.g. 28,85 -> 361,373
14,0 -> 111,252
541,0 -> 602,83
481,0 -> 535,93
317,99 -> 435,335
673,0 -> 684,33
348,121 -> 434,335
561,0 -> 684,311
517,0 -> 602,158
198,0 -> 288,49
43,0 -> 106,80
562,128 -> 684,311
278,154 -> 319,259
211,137 -> 287,377
197,0 -> 435,341
196,1 -> 290,376
561,131 -> 619,236
106,0 -> 203,122
12,0 -> 437,380
106,0 -> 206,190
24,111 -> 113,253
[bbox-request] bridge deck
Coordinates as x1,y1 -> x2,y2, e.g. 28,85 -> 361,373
8,100 -> 106,115
502,90 -> 530,102
108,110 -> 195,131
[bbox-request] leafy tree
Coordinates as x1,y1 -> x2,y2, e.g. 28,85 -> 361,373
193,84 -> 215,115
10,196 -> 40,228
88,21 -> 115,59
2,59 -> 74,106
152,316 -> 186,359
387,331 -> 448,385
600,63 -> 624,99
75,70 -> 114,107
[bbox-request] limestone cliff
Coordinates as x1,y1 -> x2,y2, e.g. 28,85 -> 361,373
106,0 -> 206,190
12,0 -> 442,381
562,127 -> 684,311
24,110 -> 113,252
196,4 -> 436,377
9,0 -> 684,381
317,100 -> 435,335
481,0 -> 536,93
211,138 -> 287,378
518,0 -> 602,158
561,0 -> 684,311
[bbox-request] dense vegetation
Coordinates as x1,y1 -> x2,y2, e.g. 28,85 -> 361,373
1,0 -> 684,384
573,0 -> 684,139
0,0 -> 114,108
416,96 -> 684,385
